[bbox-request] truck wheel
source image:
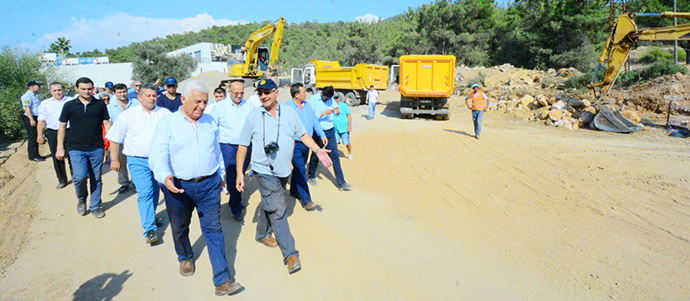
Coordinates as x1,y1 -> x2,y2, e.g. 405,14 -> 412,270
345,92 -> 357,106
336,92 -> 346,104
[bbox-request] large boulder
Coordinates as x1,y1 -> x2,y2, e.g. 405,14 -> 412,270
569,98 -> 585,108
552,100 -> 567,111
621,110 -> 641,124
548,109 -> 563,121
536,95 -> 549,107
520,94 -> 534,107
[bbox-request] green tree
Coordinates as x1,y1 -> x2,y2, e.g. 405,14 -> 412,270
49,37 -> 71,62
0,46 -> 47,140
131,43 -> 198,84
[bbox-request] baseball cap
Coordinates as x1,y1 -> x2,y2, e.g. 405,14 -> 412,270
471,83 -> 479,88
105,81 -> 114,89
27,80 -> 43,87
165,77 -> 177,86
256,79 -> 277,90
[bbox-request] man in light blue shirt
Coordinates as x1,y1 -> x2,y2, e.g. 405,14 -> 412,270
21,80 -> 44,161
106,83 -> 138,193
285,83 -> 327,211
210,81 -> 254,220
307,86 -> 353,191
149,81 -> 242,296
236,79 -> 332,275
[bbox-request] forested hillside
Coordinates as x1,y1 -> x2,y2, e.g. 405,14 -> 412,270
89,0 -> 688,72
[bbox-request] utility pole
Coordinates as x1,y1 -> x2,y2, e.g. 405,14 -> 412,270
674,0 -> 678,65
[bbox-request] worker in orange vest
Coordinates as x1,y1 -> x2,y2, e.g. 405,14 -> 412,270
465,83 -> 490,139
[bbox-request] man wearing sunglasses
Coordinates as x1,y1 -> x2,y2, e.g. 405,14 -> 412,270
157,77 -> 183,112
210,81 -> 254,220
236,79 -> 333,274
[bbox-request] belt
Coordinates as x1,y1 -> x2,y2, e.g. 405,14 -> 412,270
175,175 -> 213,182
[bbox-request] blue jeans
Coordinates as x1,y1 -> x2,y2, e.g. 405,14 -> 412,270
69,149 -> 104,211
368,100 -> 376,119
290,142 -> 311,205
307,128 -> 345,186
127,156 -> 159,236
472,110 -> 484,137
255,173 -> 298,262
162,174 -> 230,286
219,143 -> 252,217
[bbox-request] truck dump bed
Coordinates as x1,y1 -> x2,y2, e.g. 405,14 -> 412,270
399,55 -> 455,98
311,59 -> 388,91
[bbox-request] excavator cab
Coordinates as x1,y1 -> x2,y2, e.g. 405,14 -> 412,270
256,47 -> 270,73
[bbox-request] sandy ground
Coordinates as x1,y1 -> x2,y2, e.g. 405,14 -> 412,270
0,89 -> 689,300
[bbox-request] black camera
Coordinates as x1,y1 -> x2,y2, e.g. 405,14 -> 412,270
264,141 -> 280,155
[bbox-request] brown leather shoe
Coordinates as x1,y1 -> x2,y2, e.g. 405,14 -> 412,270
215,280 -> 243,295
179,259 -> 195,276
258,236 -> 278,248
286,255 -> 301,274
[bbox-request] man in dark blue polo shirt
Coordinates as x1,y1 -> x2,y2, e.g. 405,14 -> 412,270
56,77 -> 112,219
157,77 -> 182,112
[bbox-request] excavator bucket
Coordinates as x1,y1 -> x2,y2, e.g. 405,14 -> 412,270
593,105 -> 643,133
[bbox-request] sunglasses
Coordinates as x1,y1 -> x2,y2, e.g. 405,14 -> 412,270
232,91 -> 245,96
257,89 -> 276,96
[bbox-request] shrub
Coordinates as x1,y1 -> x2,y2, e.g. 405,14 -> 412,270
0,46 -> 46,141
639,47 -> 673,64
617,61 -> 687,87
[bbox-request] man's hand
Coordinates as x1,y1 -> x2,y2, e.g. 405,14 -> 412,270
29,119 -> 36,127
333,107 -> 341,115
220,180 -> 226,190
56,148 -> 65,160
236,174 -> 245,192
164,175 -> 185,193
111,159 -> 121,172
348,125 -> 352,133
316,149 -> 333,168
321,137 -> 328,146
37,136 -> 46,145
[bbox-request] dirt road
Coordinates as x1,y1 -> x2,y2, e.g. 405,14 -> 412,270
0,90 -> 688,300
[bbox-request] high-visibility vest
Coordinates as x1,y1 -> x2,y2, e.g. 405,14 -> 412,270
469,91 -> 487,110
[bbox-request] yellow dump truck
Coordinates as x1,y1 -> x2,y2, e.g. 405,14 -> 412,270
291,59 -> 388,106
399,55 -> 456,120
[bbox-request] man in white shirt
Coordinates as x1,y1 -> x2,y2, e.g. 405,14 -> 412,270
365,85 -> 379,119
210,81 -> 254,220
37,82 -> 72,188
106,84 -> 170,244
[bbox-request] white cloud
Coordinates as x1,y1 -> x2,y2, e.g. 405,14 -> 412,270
355,13 -> 380,24
37,13 -> 246,53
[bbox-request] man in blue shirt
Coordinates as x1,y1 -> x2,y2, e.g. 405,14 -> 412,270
149,80 -> 242,296
285,83 -> 327,210
307,86 -> 353,191
127,80 -> 141,100
210,81 -> 254,220
107,83 -> 138,193
236,79 -> 332,274
157,77 -> 183,112
21,80 -> 45,161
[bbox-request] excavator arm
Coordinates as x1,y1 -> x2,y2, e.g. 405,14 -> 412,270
588,12 -> 690,98
266,17 -> 285,76
241,17 -> 286,77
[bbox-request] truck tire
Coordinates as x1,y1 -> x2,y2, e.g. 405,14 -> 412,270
336,92 -> 346,104
345,92 -> 357,107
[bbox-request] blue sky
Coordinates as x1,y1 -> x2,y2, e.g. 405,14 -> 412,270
1,0 -> 510,53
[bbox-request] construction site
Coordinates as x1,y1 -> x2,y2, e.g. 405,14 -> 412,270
0,1 -> 689,300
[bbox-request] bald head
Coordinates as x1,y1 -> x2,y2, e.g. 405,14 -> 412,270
229,81 -> 245,105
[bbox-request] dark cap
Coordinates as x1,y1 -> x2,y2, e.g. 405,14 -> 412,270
105,81 -> 114,89
321,86 -> 334,98
256,79 -> 277,90
165,77 -> 177,86
27,80 -> 43,87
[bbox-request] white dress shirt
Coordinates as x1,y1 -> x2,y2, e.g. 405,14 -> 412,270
105,105 -> 171,157
37,96 -> 72,130
149,111 -> 224,183
209,99 -> 254,144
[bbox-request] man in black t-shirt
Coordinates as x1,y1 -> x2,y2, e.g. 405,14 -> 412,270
56,77 -> 112,219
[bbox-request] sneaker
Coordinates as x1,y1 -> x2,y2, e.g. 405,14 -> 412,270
303,201 -> 317,211
338,182 -> 354,191
348,154 -> 353,160
307,178 -> 318,186
145,230 -> 158,244
474,134 -> 479,139
92,208 -> 105,219
77,202 -> 87,216
56,182 -> 67,189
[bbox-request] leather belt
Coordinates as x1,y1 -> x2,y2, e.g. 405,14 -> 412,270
176,175 -> 212,182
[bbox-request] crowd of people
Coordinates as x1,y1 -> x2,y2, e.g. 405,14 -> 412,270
19,76 -> 357,295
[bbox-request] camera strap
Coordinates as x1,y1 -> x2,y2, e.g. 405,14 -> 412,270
261,105 -> 281,171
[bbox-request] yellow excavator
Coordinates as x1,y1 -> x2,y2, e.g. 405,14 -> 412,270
225,17 -> 285,86
587,12 -> 690,98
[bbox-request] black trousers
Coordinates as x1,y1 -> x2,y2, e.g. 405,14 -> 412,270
45,129 -> 72,184
22,115 -> 40,159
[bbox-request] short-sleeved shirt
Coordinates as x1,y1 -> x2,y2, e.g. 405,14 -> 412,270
239,104 -> 306,178
59,97 -> 110,151
38,96 -> 72,130
333,102 -> 351,134
105,105 -> 171,157
107,98 -> 140,122
367,89 -> 379,103
20,90 -> 41,116
309,94 -> 338,130
157,93 -> 182,112
285,99 -> 325,141
210,99 -> 254,144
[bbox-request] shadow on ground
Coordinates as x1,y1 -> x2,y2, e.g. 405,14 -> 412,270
73,270 -> 133,301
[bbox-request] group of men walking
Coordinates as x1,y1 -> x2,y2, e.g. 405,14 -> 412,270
23,76 -> 356,295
